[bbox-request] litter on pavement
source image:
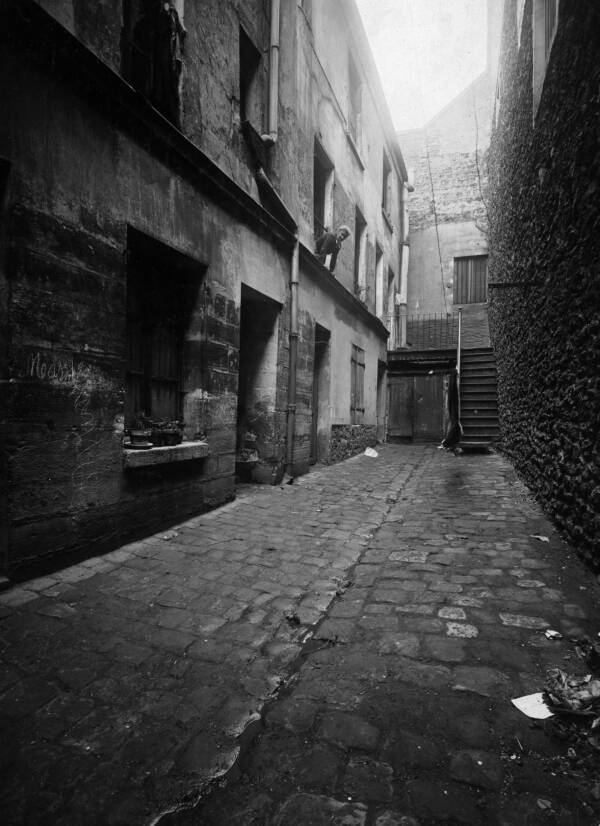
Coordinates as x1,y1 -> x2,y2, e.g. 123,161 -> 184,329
511,692 -> 555,719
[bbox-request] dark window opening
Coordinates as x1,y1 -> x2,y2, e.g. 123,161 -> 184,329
354,206 -> 366,293
350,344 -> 365,424
313,139 -> 334,239
454,255 -> 488,304
122,0 -> 186,127
239,26 -> 262,126
382,151 -> 392,215
126,229 -> 204,430
348,55 -> 362,146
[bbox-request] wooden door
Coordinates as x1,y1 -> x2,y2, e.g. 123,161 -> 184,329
387,376 -> 413,439
413,374 -> 444,441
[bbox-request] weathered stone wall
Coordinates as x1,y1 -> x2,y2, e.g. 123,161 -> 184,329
328,425 -> 377,464
0,30 -> 289,570
488,0 -> 600,569
399,72 -> 491,319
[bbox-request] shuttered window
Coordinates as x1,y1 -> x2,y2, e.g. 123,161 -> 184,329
350,344 -> 365,424
453,255 -> 488,305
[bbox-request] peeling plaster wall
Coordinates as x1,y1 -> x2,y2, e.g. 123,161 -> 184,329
489,0 -> 600,569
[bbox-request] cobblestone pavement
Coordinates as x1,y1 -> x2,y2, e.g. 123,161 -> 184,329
2,445 -> 600,825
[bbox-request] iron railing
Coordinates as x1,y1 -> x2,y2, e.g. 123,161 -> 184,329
402,313 -> 459,351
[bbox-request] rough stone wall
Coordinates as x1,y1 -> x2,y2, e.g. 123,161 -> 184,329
328,425 -> 377,464
399,72 -> 491,321
488,0 -> 600,569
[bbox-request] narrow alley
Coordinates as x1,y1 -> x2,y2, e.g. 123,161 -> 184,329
2,445 -> 599,825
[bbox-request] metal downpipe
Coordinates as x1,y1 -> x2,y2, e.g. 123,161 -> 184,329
285,235 -> 299,479
262,0 -> 280,146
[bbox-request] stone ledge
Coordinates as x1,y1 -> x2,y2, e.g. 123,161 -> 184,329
123,440 -> 210,469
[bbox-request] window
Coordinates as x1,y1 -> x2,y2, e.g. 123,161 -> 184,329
348,54 -> 362,147
382,151 -> 392,216
387,267 -> 396,341
239,26 -> 262,126
533,0 -> 559,114
453,255 -> 488,304
354,206 -> 367,295
313,139 -> 334,239
375,243 -> 384,319
350,344 -> 365,424
122,0 -> 186,127
125,229 -> 204,429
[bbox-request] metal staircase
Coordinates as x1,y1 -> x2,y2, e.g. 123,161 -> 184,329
459,348 -> 500,449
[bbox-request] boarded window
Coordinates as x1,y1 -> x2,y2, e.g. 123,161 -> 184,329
350,344 -> 365,424
453,255 -> 488,305
126,229 -> 204,428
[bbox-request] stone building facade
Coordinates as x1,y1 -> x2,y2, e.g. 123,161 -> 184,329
488,0 -> 600,568
399,71 -> 491,347
0,0 -> 406,572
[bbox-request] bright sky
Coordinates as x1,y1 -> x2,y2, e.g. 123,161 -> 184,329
355,0 -> 488,131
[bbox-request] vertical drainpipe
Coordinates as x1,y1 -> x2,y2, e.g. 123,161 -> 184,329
285,235 -> 299,478
259,0 -> 297,476
262,0 -> 281,146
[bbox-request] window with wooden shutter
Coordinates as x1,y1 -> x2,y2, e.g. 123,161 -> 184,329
350,344 -> 365,424
453,255 -> 488,305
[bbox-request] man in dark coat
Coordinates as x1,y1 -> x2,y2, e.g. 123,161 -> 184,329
315,225 -> 351,273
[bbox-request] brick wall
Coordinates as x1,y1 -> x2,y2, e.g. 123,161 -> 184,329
488,0 -> 600,569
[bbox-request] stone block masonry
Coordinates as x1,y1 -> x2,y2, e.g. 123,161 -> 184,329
328,424 -> 377,464
488,0 -> 600,569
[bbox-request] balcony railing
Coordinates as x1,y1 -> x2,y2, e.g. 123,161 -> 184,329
400,313 -> 458,351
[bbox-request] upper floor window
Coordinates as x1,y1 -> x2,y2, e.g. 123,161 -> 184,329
239,26 -> 262,127
453,255 -> 488,305
354,206 -> 367,297
533,0 -> 559,115
122,0 -> 186,127
348,54 -> 362,148
375,243 -> 384,319
313,139 -> 334,239
382,151 -> 392,217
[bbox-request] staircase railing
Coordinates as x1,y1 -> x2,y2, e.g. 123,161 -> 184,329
457,307 -> 463,423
